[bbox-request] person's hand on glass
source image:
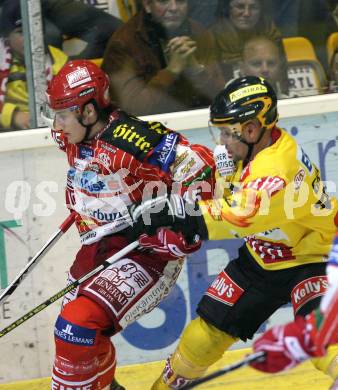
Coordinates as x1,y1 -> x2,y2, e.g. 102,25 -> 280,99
166,36 -> 197,75
13,110 -> 30,130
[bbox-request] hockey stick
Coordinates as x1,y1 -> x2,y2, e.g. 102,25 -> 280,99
180,351 -> 266,389
0,240 -> 139,338
0,212 -> 76,305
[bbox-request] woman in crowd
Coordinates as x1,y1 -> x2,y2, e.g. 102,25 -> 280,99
212,0 -> 281,79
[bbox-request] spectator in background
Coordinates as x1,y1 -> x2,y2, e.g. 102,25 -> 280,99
328,48 -> 338,92
212,0 -> 281,79
267,1 -> 337,75
329,0 -> 338,26
297,0 -> 337,73
0,0 -> 123,60
239,36 -> 289,98
266,0 -> 300,37
41,0 -> 123,59
102,0 -> 225,116
0,0 -> 68,130
188,0 -> 219,27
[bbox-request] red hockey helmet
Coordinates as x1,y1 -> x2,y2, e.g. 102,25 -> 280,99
46,60 -> 110,112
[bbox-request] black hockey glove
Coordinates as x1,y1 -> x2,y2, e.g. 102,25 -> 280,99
126,194 -> 207,244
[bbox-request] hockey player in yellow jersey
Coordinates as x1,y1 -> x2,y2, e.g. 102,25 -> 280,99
128,76 -> 338,389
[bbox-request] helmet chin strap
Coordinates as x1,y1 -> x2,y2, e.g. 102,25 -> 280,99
77,114 -> 99,142
240,126 -> 267,165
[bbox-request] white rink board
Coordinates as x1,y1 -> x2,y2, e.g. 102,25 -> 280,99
0,100 -> 337,382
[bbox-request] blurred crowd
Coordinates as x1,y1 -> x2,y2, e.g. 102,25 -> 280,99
0,0 -> 338,130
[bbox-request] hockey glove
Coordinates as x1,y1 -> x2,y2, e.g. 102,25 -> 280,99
127,194 -> 206,244
250,314 -> 323,374
138,228 -> 201,261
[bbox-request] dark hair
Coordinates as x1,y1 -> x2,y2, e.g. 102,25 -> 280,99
326,0 -> 338,12
216,0 -> 263,18
329,47 -> 338,79
0,0 -> 22,37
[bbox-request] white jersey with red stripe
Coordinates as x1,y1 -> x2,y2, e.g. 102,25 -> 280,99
52,109 -> 215,244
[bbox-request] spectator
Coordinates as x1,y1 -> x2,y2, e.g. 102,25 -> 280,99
102,0 -> 225,116
0,0 -> 68,131
266,0 -> 300,37
188,0 -> 219,27
41,0 -> 123,59
265,1 -> 337,75
297,0 -> 337,73
328,48 -> 338,92
212,0 -> 281,76
239,35 -> 289,98
329,0 -> 338,26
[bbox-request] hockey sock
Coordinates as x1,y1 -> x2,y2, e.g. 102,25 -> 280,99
152,316 -> 238,389
52,295 -> 116,390
312,344 -> 338,379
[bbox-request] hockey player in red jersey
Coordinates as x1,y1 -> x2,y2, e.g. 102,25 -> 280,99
251,231 -> 338,389
44,59 -> 215,390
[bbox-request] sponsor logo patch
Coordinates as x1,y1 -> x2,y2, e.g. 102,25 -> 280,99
294,169 -> 306,191
85,261 -> 152,315
172,145 -> 205,182
90,209 -> 123,222
80,230 -> 97,243
79,145 -> 94,159
78,87 -> 94,97
292,275 -> 328,313
112,124 -> 152,152
66,67 -> 91,88
205,271 -> 244,306
98,152 -> 111,167
147,132 -> 178,172
101,143 -> 117,154
297,146 -> 313,173
54,317 -> 96,346
229,84 -> 268,102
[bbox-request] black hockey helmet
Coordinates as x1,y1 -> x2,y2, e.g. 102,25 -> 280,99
210,76 -> 278,130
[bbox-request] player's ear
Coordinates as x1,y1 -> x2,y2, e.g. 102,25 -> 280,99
82,102 -> 97,125
242,120 -> 260,141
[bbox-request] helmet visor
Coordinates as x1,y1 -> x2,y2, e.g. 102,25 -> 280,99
208,120 -> 243,145
40,103 -> 79,128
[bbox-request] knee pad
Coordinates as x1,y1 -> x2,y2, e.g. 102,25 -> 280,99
312,344 -> 338,379
157,316 -> 238,388
52,296 -> 116,389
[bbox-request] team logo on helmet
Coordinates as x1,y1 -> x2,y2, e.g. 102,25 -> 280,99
66,67 -> 92,88
78,87 -> 95,97
229,84 -> 268,102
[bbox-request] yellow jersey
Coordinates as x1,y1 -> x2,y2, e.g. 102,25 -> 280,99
198,127 -> 338,270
